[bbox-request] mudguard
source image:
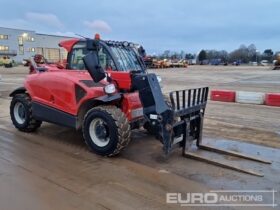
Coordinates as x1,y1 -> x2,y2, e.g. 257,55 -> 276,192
9,87 -> 26,97
94,93 -> 122,103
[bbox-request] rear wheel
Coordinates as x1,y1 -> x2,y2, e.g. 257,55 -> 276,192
10,94 -> 42,132
83,106 -> 131,156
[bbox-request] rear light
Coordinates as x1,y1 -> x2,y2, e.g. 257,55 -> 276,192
104,84 -> 116,94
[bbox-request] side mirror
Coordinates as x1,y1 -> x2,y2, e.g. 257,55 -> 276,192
83,51 -> 106,83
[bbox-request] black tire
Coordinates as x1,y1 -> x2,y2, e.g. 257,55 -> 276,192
10,93 -> 42,132
83,106 -> 131,156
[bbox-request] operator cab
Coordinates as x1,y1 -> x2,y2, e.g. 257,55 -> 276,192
64,38 -> 146,73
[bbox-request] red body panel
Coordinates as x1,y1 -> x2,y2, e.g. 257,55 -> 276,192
25,67 -> 143,121
107,71 -> 132,90
29,62 -> 66,74
59,39 -> 80,52
25,70 -> 106,115
265,93 -> 280,106
210,90 -> 236,102
122,92 -> 143,120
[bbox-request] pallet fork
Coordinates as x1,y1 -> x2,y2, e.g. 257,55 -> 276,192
134,74 -> 271,177
171,87 -> 271,177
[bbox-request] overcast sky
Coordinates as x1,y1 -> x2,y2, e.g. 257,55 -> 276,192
1,0 -> 279,54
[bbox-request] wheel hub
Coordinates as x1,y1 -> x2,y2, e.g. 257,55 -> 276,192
14,102 -> 26,124
89,118 -> 110,147
18,105 -> 26,119
95,123 -> 108,139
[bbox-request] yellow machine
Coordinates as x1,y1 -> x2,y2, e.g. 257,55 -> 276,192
0,56 -> 13,68
273,54 -> 280,70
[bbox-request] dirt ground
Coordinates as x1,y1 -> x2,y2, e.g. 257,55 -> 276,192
149,66 -> 280,149
0,65 -> 279,210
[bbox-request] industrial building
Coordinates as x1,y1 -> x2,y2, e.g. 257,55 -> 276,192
0,27 -> 74,63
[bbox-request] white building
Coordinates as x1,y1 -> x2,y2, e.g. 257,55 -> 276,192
0,27 -> 74,63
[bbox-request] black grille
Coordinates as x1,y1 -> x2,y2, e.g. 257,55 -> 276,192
75,84 -> 86,103
79,80 -> 105,88
169,87 -> 209,116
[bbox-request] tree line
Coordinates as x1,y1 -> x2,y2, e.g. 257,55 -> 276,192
157,44 -> 278,64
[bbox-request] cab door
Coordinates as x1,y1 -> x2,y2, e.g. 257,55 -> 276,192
67,41 -> 117,71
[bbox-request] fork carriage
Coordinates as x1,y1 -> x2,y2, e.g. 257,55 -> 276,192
135,73 -> 271,177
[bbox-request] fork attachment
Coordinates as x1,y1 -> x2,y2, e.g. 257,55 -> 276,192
169,87 -> 208,153
169,87 -> 271,177
133,73 -> 271,177
132,73 -> 208,154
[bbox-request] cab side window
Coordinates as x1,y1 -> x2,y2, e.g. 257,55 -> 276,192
68,42 -> 116,71
98,47 -> 117,71
69,47 -> 88,70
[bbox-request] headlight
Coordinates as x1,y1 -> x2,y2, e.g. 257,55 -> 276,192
104,84 -> 116,94
156,75 -> 162,83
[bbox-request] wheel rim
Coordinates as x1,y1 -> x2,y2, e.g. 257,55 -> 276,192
14,102 -> 26,124
89,118 -> 110,147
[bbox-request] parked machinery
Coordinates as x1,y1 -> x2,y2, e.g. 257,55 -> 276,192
0,56 -> 13,68
273,53 -> 280,70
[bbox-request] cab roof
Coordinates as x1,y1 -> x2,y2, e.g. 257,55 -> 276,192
59,38 -> 80,52
59,38 -> 139,52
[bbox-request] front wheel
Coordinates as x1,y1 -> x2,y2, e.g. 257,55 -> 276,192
83,106 -> 131,156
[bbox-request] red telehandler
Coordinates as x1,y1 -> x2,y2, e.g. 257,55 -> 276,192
10,35 -> 271,176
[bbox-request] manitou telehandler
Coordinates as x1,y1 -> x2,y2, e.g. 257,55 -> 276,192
10,35 -> 271,176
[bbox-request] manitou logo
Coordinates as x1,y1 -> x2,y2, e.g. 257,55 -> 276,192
166,190 -> 278,207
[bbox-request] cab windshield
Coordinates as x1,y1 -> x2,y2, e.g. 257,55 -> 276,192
109,45 -> 143,71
